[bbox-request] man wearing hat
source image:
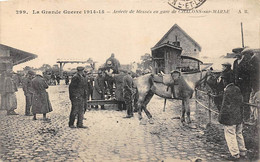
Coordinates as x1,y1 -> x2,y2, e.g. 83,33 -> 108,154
218,70 -> 247,161
22,70 -> 35,116
219,63 -> 234,86
122,70 -> 134,118
68,66 -> 87,128
92,69 -> 106,110
233,49 -> 252,123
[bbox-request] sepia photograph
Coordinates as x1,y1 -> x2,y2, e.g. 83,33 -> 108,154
0,0 -> 259,161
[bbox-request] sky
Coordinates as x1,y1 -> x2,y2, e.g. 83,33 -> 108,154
0,0 -> 259,71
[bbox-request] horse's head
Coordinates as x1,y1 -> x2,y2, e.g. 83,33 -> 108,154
196,71 -> 223,94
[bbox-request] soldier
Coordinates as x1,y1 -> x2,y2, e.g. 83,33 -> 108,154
86,70 -> 94,109
1,70 -> 19,115
65,75 -> 70,85
22,70 -> 35,116
114,70 -> 127,110
105,53 -> 121,97
68,66 -> 87,128
233,50 -> 252,123
56,74 -> 61,85
105,53 -> 121,74
93,69 -> 106,110
123,71 -> 134,118
31,72 -> 53,120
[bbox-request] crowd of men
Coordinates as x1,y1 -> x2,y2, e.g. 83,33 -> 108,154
216,47 -> 259,161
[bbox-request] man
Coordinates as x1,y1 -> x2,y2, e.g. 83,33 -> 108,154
22,70 -> 35,116
105,53 -> 121,74
114,70 -> 127,110
31,72 -> 53,120
233,50 -> 252,123
218,66 -> 247,161
105,53 -> 121,96
92,69 -> 106,110
65,74 -> 70,85
1,70 -> 19,115
68,66 -> 87,128
86,70 -> 94,109
83,70 -> 93,112
123,71 -> 134,118
56,74 -> 61,85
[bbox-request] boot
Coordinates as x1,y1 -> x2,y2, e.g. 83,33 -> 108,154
7,110 -> 19,115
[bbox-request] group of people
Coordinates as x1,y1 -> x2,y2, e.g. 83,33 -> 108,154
0,70 -> 53,120
216,47 -> 259,161
68,63 -> 135,128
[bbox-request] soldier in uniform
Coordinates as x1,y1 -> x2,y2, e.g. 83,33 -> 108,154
1,70 -> 19,115
86,70 -> 94,109
93,69 -> 106,110
123,71 -> 134,118
68,66 -> 87,128
233,50 -> 252,123
22,70 -> 35,116
104,53 -> 121,97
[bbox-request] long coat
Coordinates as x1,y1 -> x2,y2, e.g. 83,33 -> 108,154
31,75 -> 53,114
69,73 -> 86,101
0,75 -> 18,111
218,83 -> 243,125
114,73 -> 125,101
93,75 -> 106,100
233,53 -> 252,93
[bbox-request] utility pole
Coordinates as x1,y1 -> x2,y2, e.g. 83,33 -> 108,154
241,22 -> 244,48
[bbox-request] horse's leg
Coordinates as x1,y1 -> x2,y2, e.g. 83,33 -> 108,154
181,99 -> 186,123
142,91 -> 154,119
184,98 -> 191,124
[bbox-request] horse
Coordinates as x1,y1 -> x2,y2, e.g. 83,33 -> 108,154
195,70 -> 224,111
134,70 -> 207,124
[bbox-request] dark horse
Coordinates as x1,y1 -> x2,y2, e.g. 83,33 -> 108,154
195,70 -> 224,111
134,70 -> 207,124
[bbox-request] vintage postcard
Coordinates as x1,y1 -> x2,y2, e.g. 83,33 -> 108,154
0,0 -> 259,161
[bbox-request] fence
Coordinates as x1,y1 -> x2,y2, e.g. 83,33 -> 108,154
195,88 -> 260,125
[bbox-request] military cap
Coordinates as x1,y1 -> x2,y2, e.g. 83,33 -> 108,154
76,66 -> 84,71
28,70 -> 35,75
221,62 -> 231,67
232,47 -> 244,53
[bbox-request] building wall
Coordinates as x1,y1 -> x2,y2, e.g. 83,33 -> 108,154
159,27 -> 200,57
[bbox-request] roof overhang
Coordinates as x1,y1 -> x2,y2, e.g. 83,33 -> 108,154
151,43 -> 182,51
0,44 -> 38,66
181,55 -> 203,64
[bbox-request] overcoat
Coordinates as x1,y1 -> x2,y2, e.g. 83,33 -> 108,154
1,76 -> 18,111
114,73 -> 125,101
31,75 -> 53,114
218,83 -> 243,125
93,75 -> 106,100
69,73 -> 86,100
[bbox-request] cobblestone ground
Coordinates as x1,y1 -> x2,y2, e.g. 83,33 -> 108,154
0,83 -> 245,162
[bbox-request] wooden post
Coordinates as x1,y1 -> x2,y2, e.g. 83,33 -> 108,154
208,94 -> 211,123
195,89 -> 200,126
241,22 -> 245,48
163,99 -> 167,112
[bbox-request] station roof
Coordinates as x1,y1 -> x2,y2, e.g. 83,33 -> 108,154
0,44 -> 38,65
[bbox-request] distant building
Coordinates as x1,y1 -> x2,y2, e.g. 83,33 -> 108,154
154,24 -> 201,57
151,24 -> 202,74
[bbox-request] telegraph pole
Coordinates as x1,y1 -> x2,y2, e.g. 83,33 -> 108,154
241,22 -> 245,48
